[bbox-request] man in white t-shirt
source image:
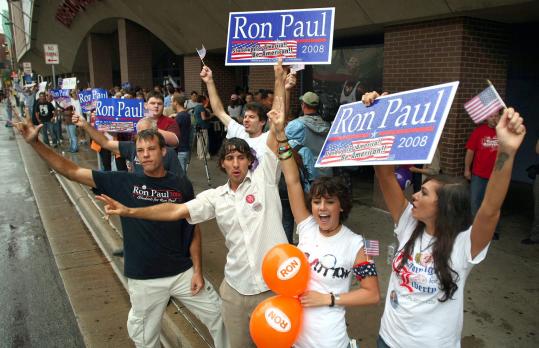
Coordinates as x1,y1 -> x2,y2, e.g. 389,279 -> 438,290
200,66 -> 269,163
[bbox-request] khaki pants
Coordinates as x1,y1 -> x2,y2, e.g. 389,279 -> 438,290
219,280 -> 273,348
127,268 -> 229,348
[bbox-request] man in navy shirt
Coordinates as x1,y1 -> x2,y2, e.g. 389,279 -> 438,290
14,115 -> 229,348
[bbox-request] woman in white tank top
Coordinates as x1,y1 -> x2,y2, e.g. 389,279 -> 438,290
271,99 -> 381,347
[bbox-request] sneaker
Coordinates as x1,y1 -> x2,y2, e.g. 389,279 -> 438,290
521,238 -> 539,245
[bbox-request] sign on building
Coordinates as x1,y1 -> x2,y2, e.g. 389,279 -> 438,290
226,7 -> 335,66
44,44 -> 60,64
316,81 -> 460,168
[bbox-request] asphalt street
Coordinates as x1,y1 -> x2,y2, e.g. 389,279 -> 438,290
0,116 -> 84,347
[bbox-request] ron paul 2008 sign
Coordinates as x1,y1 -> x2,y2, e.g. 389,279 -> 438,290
226,8 -> 334,66
316,82 -> 460,168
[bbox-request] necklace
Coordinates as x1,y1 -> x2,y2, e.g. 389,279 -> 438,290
415,231 -> 435,264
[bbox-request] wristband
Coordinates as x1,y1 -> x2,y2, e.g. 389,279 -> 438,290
278,150 -> 293,160
278,144 -> 291,153
329,292 -> 335,307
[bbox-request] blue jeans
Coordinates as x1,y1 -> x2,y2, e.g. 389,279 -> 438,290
470,175 -> 489,216
281,199 -> 294,244
53,117 -> 63,141
471,174 -> 499,233
377,335 -> 391,348
177,151 -> 189,173
41,121 -> 57,146
66,124 -> 78,152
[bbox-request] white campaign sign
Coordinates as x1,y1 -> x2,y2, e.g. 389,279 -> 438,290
44,44 -> 59,64
62,77 -> 77,90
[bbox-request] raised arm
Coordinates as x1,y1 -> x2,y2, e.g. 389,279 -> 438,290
284,72 -> 297,119
200,66 -> 232,126
158,128 -> 179,147
96,194 -> 190,221
73,113 -> 120,154
14,109 -> 95,188
266,59 -> 287,154
362,91 -> 407,223
269,61 -> 310,223
470,108 -> 525,258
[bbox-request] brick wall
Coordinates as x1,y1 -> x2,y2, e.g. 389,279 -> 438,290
383,17 -> 508,176
118,19 -> 153,88
183,55 -> 203,95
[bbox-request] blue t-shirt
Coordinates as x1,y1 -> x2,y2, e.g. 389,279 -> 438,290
92,170 -> 194,279
194,104 -> 211,129
175,111 -> 192,153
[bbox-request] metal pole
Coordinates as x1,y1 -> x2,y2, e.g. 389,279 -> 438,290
51,64 -> 56,88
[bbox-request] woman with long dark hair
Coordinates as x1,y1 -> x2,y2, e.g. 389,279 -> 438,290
363,92 -> 526,348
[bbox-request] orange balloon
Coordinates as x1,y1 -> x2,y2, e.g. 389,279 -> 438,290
250,295 -> 303,348
262,243 -> 310,297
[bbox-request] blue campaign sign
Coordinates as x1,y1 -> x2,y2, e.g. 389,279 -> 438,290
78,90 -> 92,112
226,7 -> 334,66
316,81 -> 459,167
51,89 -> 71,108
78,88 -> 108,112
94,98 -> 144,133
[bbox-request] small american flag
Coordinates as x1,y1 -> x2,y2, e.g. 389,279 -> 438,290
365,239 -> 380,257
196,44 -> 206,60
464,85 -> 505,124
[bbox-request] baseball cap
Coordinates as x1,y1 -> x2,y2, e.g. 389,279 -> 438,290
299,91 -> 319,106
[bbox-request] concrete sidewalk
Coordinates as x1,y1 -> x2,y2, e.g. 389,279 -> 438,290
7,108 -> 539,347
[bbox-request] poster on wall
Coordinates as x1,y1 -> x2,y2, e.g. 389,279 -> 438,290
312,46 -> 384,123
225,7 -> 334,65
316,81 -> 459,168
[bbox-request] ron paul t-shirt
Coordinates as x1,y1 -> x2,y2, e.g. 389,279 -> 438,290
118,141 -> 183,176
92,170 -> 194,279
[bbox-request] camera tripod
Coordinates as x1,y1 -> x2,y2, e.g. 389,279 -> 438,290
187,126 -> 212,187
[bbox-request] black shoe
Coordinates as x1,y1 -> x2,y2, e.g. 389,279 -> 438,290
521,238 -> 539,245
492,233 -> 500,240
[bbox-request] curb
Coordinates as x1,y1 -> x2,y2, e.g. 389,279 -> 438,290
14,132 -> 210,348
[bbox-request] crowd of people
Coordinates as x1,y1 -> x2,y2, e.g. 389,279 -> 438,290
4,57 -> 533,348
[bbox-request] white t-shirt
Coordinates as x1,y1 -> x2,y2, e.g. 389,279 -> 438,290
226,119 -> 269,163
185,146 -> 286,295
294,216 -> 364,348
379,204 -> 490,348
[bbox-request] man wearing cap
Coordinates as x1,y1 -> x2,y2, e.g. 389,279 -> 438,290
285,91 -> 332,176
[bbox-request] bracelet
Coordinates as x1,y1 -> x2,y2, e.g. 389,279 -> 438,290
329,292 -> 335,307
278,144 -> 291,153
276,137 -> 289,143
278,150 -> 293,160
